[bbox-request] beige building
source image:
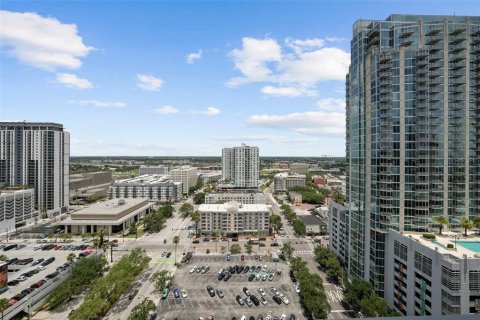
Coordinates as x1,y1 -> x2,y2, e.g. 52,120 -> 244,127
54,198 -> 154,235
274,172 -> 306,193
169,166 -> 198,195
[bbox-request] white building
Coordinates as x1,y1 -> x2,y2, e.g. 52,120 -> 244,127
139,165 -> 169,175
0,188 -> 38,231
205,193 -> 266,205
198,171 -> 222,184
274,172 -> 306,192
289,163 -> 309,175
54,198 -> 154,235
108,175 -> 182,202
169,166 -> 198,195
328,200 -> 349,266
385,230 -> 480,316
0,122 -> 69,215
198,202 -> 270,235
222,144 -> 259,189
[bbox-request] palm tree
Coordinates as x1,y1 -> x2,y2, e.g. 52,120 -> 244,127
173,235 -> 180,265
67,252 -> 76,263
431,216 -> 449,235
191,211 -> 201,237
459,218 -> 474,237
473,216 -> 480,235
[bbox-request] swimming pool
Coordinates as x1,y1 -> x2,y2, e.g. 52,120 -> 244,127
456,241 -> 480,253
431,240 -> 446,248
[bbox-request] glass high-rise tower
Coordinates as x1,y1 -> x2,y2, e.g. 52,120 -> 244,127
346,14 -> 480,295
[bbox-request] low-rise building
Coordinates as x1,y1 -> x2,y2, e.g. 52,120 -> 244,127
54,198 -> 154,235
328,200 -> 349,266
198,171 -> 222,184
205,192 -> 266,205
198,202 -> 270,235
385,230 -> 480,316
0,188 -> 38,231
139,165 -> 169,175
274,172 -> 306,193
70,171 -> 112,201
289,163 -> 309,175
108,175 -> 182,202
297,214 -> 327,235
169,166 -> 198,195
290,192 -> 302,206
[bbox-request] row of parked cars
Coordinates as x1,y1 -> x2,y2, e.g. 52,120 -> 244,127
35,243 -> 93,251
236,286 -> 290,308
0,244 -> 26,251
7,257 -> 57,286
234,314 -> 295,320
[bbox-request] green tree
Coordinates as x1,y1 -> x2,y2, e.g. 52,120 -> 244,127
0,255 -> 7,261
191,211 -> 201,236
432,216 -> 449,235
129,224 -> 138,235
343,277 -> 374,312
220,246 -> 226,254
128,298 -> 155,320
143,211 -> 166,233
244,243 -> 253,255
460,218 -> 474,237
179,203 -> 194,218
150,270 -> 173,292
67,252 -> 76,263
269,214 -> 283,233
473,216 -> 480,235
193,192 -> 205,205
230,243 -> 242,254
0,298 -> 10,319
159,204 -> 174,218
173,235 -> 180,264
359,294 -> 391,317
332,189 -> 345,206
281,242 -> 294,260
292,219 -> 306,236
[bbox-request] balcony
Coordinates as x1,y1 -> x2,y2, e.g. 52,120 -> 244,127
416,84 -> 428,92
379,70 -> 391,78
430,69 -> 444,78
450,27 -> 466,36
378,86 -> 392,94
426,28 -> 442,36
400,40 -> 413,47
449,34 -> 466,45
416,75 -> 429,83
379,94 -> 392,102
430,53 -> 443,61
450,43 -> 467,52
449,61 -> 466,70
416,58 -> 428,67
379,54 -> 392,63
429,61 -> 444,70
416,93 -> 429,100
450,54 -> 465,62
378,78 -> 392,86
429,43 -> 444,51
379,62 -> 392,71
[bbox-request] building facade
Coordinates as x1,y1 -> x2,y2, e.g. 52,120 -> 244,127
0,122 -> 70,215
139,165 -> 169,175
345,15 -> 480,295
0,188 -> 38,231
222,144 -> 259,189
169,166 -> 198,194
198,202 -> 270,235
70,171 -> 112,201
289,163 -> 309,175
273,172 -> 306,192
328,200 -> 349,267
108,175 -> 182,202
384,229 -> 480,316
205,192 -> 266,205
297,214 -> 327,235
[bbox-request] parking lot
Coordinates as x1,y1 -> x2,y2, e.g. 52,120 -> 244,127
0,240 -> 93,303
156,254 -> 305,320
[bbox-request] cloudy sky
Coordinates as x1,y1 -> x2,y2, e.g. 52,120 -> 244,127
0,1 -> 475,156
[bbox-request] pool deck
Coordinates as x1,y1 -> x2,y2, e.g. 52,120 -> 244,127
403,231 -> 480,259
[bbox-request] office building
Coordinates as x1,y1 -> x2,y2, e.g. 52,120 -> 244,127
205,192 -> 266,205
289,163 -> 309,175
139,165 -> 168,175
344,14 -> 480,297
198,202 -> 270,235
108,175 -> 182,202
198,171 -> 222,184
70,171 -> 112,201
54,198 -> 154,235
169,166 -> 198,195
328,200 -> 349,266
273,172 -> 306,193
222,144 -> 259,189
0,188 -> 38,230
385,230 -> 480,316
0,122 -> 70,215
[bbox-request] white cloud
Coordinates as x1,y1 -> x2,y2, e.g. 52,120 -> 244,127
248,110 -> 345,136
227,36 -> 350,92
215,135 -> 318,143
154,106 -> 179,114
186,50 -> 202,64
227,37 -> 282,87
68,100 -> 126,108
316,98 -> 345,112
55,73 -> 92,89
136,74 -> 164,91
200,107 -> 221,116
0,10 -> 93,70
261,85 -> 317,97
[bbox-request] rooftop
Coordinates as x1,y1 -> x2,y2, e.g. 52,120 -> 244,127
113,174 -> 180,185
275,172 -> 306,178
297,214 -> 326,225
199,202 -> 270,212
401,231 -> 480,259
72,198 -> 148,216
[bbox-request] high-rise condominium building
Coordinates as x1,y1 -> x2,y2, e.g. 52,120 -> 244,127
169,166 -> 198,195
345,15 -> 480,295
222,144 -> 259,189
0,122 -> 70,215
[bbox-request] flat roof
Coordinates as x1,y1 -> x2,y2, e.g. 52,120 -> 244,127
297,214 -> 325,225
199,202 -> 269,212
72,198 -> 148,216
400,231 -> 480,259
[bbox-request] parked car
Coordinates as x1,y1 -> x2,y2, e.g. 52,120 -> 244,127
206,285 -> 215,297
243,287 -> 251,296
16,245 -> 26,250
268,273 -> 274,281
250,295 -> 260,306
272,295 -> 282,305
161,288 -> 169,299
260,296 -> 267,305
181,289 -> 187,298
166,252 -> 172,258
216,289 -> 224,298
32,258 -> 44,266
190,266 -> 197,273
7,280 -> 19,286
244,298 -> 253,307
223,273 -> 232,282
257,288 -> 265,296
173,288 -> 180,298
236,295 -> 244,306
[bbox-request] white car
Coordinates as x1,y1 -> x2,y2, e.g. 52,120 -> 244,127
263,265 -> 268,272
260,296 -> 267,305
240,316 -> 247,320
218,268 -> 224,275
18,275 -> 27,282
281,296 -> 290,305
181,289 -> 187,298
270,287 -> 279,295
257,288 -> 266,296
295,285 -> 300,293
265,315 -> 271,320
280,315 -> 287,320
190,266 -> 197,274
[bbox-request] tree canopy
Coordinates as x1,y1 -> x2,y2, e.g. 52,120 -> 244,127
128,298 -> 155,320
193,192 -> 206,205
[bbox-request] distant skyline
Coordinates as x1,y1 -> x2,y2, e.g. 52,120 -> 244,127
1,1 -> 477,156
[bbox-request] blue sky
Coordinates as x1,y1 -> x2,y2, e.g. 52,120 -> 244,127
1,1 -> 478,156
